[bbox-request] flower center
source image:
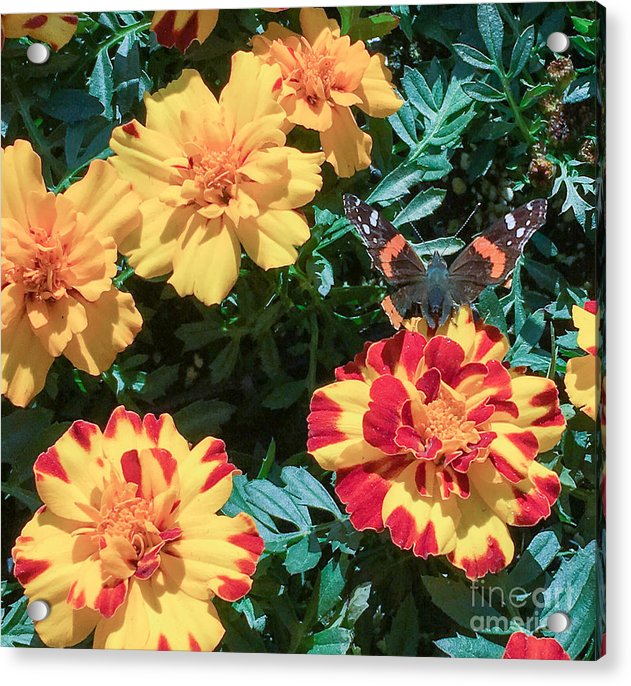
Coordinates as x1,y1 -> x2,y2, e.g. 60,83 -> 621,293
177,142 -> 242,208
291,40 -> 336,106
19,227 -> 69,301
96,483 -> 158,558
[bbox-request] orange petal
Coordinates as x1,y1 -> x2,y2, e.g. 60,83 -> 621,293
319,106 -> 372,177
355,54 -> 403,118
62,289 -> 142,375
1,139 -> 46,228
298,7 -> 340,43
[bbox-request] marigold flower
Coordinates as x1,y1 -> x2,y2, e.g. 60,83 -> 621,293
307,308 -> 565,579
565,300 -> 599,420
12,406 -> 264,650
151,10 -> 219,52
1,13 -> 77,50
252,8 -> 403,177
1,140 -> 142,407
110,52 -> 324,305
503,632 -> 570,660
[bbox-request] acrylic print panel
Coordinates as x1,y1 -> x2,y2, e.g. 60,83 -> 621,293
0,3 -> 605,660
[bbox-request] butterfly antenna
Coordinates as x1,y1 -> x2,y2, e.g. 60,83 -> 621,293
453,203 -> 481,241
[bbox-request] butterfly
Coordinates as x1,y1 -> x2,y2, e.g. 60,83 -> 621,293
343,194 -> 547,328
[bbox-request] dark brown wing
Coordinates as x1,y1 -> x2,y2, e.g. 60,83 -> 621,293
343,194 -> 426,288
448,199 -> 547,304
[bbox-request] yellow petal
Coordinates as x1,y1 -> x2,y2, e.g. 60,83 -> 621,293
63,289 -> 142,375
1,312 -> 53,407
2,13 -> 78,50
109,120 -> 182,200
33,419 -> 109,521
144,69 -> 220,146
151,10 -> 219,51
27,296 -> 88,357
62,160 -> 141,244
1,280 -> 25,328
161,512 -> 263,602
320,106 -> 372,177
447,490 -> 515,579
119,198 -> 195,280
283,92 -> 333,132
233,208 -> 310,270
355,54 -> 403,118
565,354 -> 598,420
1,139 -> 46,228
93,574 -> 225,651
12,508 -> 99,648
572,304 -> 597,354
307,379 -> 384,471
299,7 -> 340,43
220,52 -> 285,137
169,215 -> 242,306
240,147 -> 324,211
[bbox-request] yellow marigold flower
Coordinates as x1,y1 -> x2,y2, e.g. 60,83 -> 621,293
12,406 -> 264,650
1,140 -> 143,407
110,52 -> 325,306
307,308 -> 566,579
252,8 -> 403,177
1,13 -> 78,50
151,10 -> 219,52
565,300 -> 599,420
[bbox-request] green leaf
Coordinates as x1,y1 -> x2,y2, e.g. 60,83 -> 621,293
173,399 -> 235,442
463,80 -> 506,103
509,531 -> 561,587
317,559 -> 345,619
347,13 -> 400,42
477,287 -> 508,334
89,50 -> 114,119
520,82 -> 555,109
385,595 -> 420,655
539,541 -> 597,658
477,4 -> 505,69
410,236 -> 465,259
436,633 -> 504,659
1,586 -> 35,647
369,156 -> 451,203
422,575 -> 507,633
345,582 -> 371,625
307,626 -> 352,655
284,533 -> 322,574
508,26 -> 535,77
245,479 -> 310,528
40,89 -> 104,123
453,43 -> 496,71
563,75 -> 595,104
394,188 -> 446,226
262,379 -> 306,410
280,467 -> 342,518
307,251 -> 334,297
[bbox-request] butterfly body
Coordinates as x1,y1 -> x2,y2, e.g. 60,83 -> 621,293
343,194 -> 548,328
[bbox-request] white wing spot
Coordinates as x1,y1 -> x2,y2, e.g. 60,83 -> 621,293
526,219 -> 531,226
362,224 -> 371,235
369,211 -> 379,227
526,201 -> 534,210
507,240 -> 513,246
505,215 -> 516,231
516,227 -> 526,238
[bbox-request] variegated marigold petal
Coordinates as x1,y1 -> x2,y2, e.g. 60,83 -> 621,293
503,632 -> 570,660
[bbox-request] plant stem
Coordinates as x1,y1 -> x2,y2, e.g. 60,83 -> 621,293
501,74 -> 533,144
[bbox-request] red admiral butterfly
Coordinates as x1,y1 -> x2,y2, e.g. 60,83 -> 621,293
343,194 -> 547,328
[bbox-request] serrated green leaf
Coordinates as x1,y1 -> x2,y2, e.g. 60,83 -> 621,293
394,188 -> 446,226
436,633 -> 504,659
284,533 -> 322,574
317,559 -> 345,619
280,467 -> 342,518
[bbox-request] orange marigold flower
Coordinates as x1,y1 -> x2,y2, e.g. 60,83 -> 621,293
307,308 -> 566,579
151,10 -> 219,52
1,13 -> 78,50
252,7 -> 403,177
503,632 -> 570,660
12,406 -> 264,650
109,52 -> 325,305
565,300 -> 600,420
1,140 -> 143,407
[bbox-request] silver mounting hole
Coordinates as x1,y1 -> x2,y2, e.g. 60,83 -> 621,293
26,599 -> 50,622
546,611 -> 570,633
546,32 -> 570,53
27,43 -> 51,64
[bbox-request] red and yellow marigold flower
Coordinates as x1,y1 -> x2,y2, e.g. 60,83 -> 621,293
252,8 -> 403,177
109,52 -> 324,306
1,140 -> 142,407
12,406 -> 264,650
307,308 -> 566,579
565,300 -> 600,420
1,13 -> 78,50
503,632 -> 570,660
151,10 -> 219,52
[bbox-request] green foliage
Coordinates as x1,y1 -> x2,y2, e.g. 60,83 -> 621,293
1,3 -> 603,658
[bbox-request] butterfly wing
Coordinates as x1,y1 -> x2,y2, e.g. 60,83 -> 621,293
448,199 -> 547,304
343,194 -> 426,288
343,194 -> 428,328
